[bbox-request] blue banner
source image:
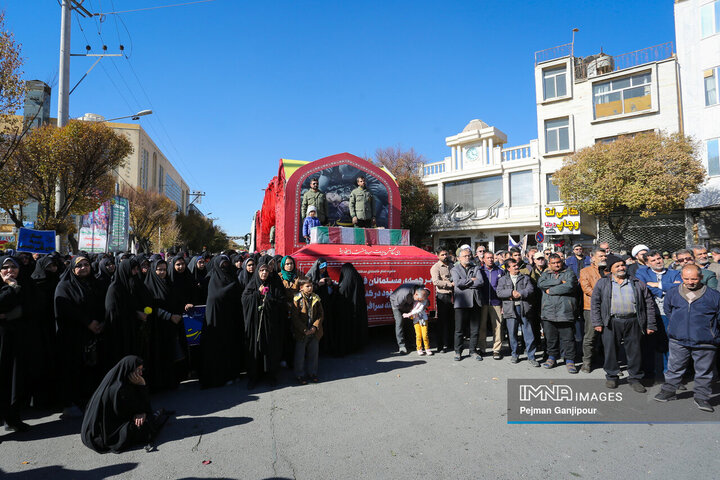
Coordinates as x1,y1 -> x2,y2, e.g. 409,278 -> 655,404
183,305 -> 206,347
17,227 -> 55,254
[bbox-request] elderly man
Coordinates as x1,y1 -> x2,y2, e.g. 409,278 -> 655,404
591,255 -> 657,391
479,251 -> 505,360
537,254 -> 579,373
627,244 -> 649,278
598,241 -> 612,255
474,244 -> 486,264
430,247 -> 454,353
692,245 -> 720,287
710,247 -> 720,264
674,249 -> 718,289
389,283 -> 428,355
496,258 -> 539,366
654,265 -> 720,412
451,246 -> 484,361
579,248 -> 607,373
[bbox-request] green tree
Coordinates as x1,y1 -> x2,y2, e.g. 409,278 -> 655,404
552,131 -> 705,249
1,121 -> 132,250
370,146 -> 438,245
176,210 -> 229,253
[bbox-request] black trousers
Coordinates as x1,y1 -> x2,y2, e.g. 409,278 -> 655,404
355,219 -> 372,228
542,320 -> 575,361
602,315 -> 644,382
435,293 -> 454,350
454,306 -> 480,354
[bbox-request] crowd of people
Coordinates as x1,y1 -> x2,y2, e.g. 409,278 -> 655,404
391,242 -> 720,414
0,249 -> 368,452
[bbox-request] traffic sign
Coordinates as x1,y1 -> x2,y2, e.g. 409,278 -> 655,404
535,231 -> 544,243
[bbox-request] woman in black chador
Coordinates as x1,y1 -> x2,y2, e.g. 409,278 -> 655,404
105,258 -> 151,363
54,256 -> 106,418
94,257 -> 115,299
27,256 -> 60,408
144,259 -> 187,392
242,261 -> 284,389
199,255 -> 244,388
187,255 -> 209,305
336,262 -> 369,354
81,355 -> 168,453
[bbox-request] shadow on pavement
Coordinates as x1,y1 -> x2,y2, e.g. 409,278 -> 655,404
0,462 -> 137,480
155,415 -> 253,447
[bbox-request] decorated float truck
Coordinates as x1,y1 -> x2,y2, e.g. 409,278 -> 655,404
251,153 -> 437,326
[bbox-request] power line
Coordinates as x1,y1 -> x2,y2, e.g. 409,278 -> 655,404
94,0 -> 218,16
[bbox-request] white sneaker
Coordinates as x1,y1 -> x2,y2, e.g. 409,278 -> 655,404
417,350 -> 425,356
425,349 -> 434,356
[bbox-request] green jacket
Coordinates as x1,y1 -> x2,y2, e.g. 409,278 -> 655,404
536,268 -> 578,322
349,186 -> 375,220
301,189 -> 327,224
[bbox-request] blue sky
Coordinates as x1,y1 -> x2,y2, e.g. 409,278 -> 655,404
6,1 -> 676,236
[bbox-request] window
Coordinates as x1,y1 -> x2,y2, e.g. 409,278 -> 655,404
545,117 -> 569,153
595,130 -> 655,144
426,184 -> 438,199
141,149 -> 149,190
510,171 -> 534,206
543,66 -> 567,100
164,173 -> 182,209
705,67 -> 719,106
546,174 -> 560,202
701,1 -> 720,38
158,165 -> 164,193
708,138 -> 720,176
444,175 -> 503,212
593,72 -> 651,118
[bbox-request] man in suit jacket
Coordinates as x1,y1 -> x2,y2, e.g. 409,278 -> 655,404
451,246 -> 484,362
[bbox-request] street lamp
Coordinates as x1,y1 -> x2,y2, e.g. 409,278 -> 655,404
104,109 -> 153,122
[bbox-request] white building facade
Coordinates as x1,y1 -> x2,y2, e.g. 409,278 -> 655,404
675,0 -> 720,246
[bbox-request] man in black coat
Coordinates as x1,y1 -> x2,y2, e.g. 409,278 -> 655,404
591,254 -> 657,392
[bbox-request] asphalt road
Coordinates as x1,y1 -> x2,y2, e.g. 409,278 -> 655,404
1,327 -> 719,480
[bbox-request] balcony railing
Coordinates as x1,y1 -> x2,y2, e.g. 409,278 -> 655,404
502,144 -> 532,161
423,160 -> 447,176
535,43 -> 572,65
421,141 -> 537,178
573,42 -> 674,82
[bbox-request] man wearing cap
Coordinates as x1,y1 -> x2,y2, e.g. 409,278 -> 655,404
578,248 -> 607,373
301,177 -> 328,225
591,254 -> 657,391
654,264 -> 720,412
627,244 -> 649,278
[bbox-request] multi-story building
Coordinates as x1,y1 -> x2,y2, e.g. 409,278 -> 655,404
78,113 -> 191,214
675,0 -> 720,246
23,80 -> 51,130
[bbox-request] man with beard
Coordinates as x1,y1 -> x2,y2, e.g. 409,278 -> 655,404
301,177 -> 328,226
579,248 -> 607,373
627,244 -> 649,278
674,249 -> 718,288
692,245 -> 720,289
591,255 -> 656,391
654,264 -> 720,412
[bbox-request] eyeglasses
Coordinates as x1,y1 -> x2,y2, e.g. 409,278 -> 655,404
676,256 -> 694,263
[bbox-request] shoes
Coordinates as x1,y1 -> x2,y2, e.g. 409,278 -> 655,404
580,365 -> 591,374
542,358 -> 556,369
566,362 -> 578,374
694,398 -> 714,413
510,355 -> 519,364
606,379 -> 618,389
677,384 -> 687,391
529,359 -> 541,368
417,349 -> 425,356
425,349 -> 434,356
310,375 -> 319,383
473,353 -> 484,361
398,346 -> 408,355
454,353 -> 462,361
493,352 -> 503,360
296,376 -> 307,385
442,347 -> 450,354
61,405 -> 84,419
654,389 -> 675,402
4,420 -> 29,433
630,382 -> 646,393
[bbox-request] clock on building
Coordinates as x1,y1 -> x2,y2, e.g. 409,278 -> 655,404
466,146 -> 479,162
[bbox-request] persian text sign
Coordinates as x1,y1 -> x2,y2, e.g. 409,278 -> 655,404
17,228 -> 55,254
542,205 -> 581,235
108,196 -> 130,252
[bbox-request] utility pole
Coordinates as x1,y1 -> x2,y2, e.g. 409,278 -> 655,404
55,1 -> 71,251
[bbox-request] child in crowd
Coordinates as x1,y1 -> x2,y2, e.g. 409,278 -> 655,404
291,277 -> 324,384
303,206 -> 321,244
403,298 -> 432,356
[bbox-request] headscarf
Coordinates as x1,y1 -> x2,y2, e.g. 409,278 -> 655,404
95,257 -> 115,282
144,259 -> 171,304
237,257 -> 255,289
306,257 -> 329,284
30,256 -> 57,282
81,355 -> 151,453
279,255 -> 298,282
55,256 -> 92,306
